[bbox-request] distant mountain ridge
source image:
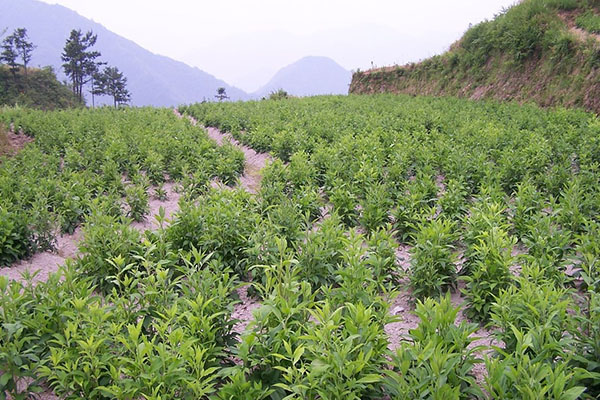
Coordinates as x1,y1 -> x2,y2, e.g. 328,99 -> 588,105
0,0 -> 249,106
253,56 -> 351,98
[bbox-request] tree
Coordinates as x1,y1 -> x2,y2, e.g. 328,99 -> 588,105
89,60 -> 106,108
61,29 -> 102,103
215,87 -> 229,102
93,66 -> 131,108
13,28 -> 35,78
1,34 -> 18,78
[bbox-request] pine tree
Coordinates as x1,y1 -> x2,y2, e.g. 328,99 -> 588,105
94,66 -> 131,108
12,28 -> 35,78
61,29 -> 101,103
1,34 -> 18,78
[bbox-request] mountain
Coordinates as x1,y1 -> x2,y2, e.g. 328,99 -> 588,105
0,0 -> 249,106
350,0 -> 600,114
253,56 -> 352,98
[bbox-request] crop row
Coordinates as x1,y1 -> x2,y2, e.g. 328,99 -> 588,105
0,107 -> 244,267
0,94 -> 600,398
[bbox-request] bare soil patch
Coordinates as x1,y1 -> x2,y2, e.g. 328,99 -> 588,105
232,284 -> 262,335
0,228 -> 82,284
205,127 -> 272,194
0,128 -> 34,157
131,181 -> 182,232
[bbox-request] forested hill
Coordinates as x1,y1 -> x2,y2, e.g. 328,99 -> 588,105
350,0 -> 600,114
0,66 -> 79,109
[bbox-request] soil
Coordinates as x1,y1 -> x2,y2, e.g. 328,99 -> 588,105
205,127 -> 272,194
0,228 -> 82,284
130,181 -> 182,232
558,9 -> 600,43
232,284 -> 262,335
0,128 -> 34,157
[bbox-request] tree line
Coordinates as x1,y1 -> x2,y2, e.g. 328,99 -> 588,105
1,27 -> 130,108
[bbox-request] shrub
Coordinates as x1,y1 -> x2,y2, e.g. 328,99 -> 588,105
359,182 -> 393,234
438,178 -> 468,221
296,214 -> 346,292
462,199 -> 508,276
366,224 -> 401,290
462,226 -> 515,321
0,205 -> 33,267
76,212 -> 143,293
490,276 -> 575,361
384,295 -> 483,399
409,218 -> 458,299
166,189 -> 259,277
125,184 -> 149,222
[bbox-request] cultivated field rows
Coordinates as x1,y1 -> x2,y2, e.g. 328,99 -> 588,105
0,95 -> 599,398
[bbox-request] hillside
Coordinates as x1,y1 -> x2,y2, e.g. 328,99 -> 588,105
0,65 -> 79,109
254,56 -> 351,98
350,0 -> 600,113
0,0 -> 249,106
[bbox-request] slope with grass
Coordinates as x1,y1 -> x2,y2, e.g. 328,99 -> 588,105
0,66 -> 80,109
350,0 -> 600,113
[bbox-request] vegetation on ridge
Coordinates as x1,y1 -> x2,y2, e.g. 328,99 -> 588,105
350,0 -> 600,113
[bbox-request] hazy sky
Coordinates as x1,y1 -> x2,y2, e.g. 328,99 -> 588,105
38,0 -> 517,92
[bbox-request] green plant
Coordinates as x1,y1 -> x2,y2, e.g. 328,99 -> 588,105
296,214 -> 346,292
384,295 -> 483,399
462,199 -> 508,276
576,10 -> 600,34
360,182 -> 393,234
366,224 -> 401,290
125,184 -> 149,222
462,226 -> 515,321
484,329 -> 588,400
76,211 -> 143,293
276,301 -> 391,399
329,183 -> 359,227
575,220 -> 600,292
0,205 -> 32,266
410,217 -> 458,299
522,213 -> 572,276
490,275 -> 575,361
438,178 -> 468,221
154,183 -> 168,201
511,179 -> 543,239
166,189 -> 259,277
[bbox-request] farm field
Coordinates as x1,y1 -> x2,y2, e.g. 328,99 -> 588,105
1,94 -> 600,398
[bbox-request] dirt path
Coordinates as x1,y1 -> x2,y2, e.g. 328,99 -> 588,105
175,110 -> 272,194
130,182 -> 182,232
0,229 -> 82,284
0,182 -> 182,285
232,284 -> 262,334
206,127 -> 272,194
559,10 -> 600,43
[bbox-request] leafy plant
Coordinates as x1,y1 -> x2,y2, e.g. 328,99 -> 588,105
462,226 -> 515,321
125,183 -> 149,222
384,295 -> 483,399
409,217 -> 458,299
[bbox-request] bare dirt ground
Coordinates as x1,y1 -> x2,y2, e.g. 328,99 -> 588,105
0,181 -> 183,285
206,126 -> 272,194
130,181 -> 182,232
558,10 -> 600,43
4,130 -> 34,155
0,228 -> 82,284
232,284 -> 262,335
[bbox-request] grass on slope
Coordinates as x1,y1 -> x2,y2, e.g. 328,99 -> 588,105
350,0 -> 600,113
0,65 -> 80,110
